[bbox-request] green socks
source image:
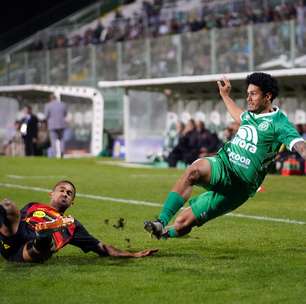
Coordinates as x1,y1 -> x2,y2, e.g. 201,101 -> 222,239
167,226 -> 178,238
159,192 -> 185,227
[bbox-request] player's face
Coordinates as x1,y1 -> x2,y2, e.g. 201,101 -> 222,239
246,84 -> 271,114
50,183 -> 75,213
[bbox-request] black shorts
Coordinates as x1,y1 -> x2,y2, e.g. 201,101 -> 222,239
0,222 -> 34,262
1,243 -> 25,262
1,238 -> 53,263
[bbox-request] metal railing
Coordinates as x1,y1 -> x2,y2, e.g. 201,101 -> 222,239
0,19 -> 305,86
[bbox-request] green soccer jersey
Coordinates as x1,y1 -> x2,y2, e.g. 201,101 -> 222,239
219,106 -> 304,192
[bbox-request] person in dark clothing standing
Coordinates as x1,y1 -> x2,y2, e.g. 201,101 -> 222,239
20,105 -> 39,156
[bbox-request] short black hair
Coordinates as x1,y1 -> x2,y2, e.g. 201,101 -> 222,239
53,180 -> 76,199
246,72 -> 279,102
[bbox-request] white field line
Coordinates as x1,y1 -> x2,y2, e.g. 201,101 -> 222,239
0,182 -> 161,207
96,161 -> 152,169
0,182 -> 305,225
225,213 -> 306,225
7,175 -> 67,180
129,174 -> 179,178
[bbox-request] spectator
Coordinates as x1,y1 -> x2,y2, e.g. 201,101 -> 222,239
163,120 -> 185,160
275,124 -> 305,175
3,120 -> 24,157
36,120 -> 50,156
44,94 -> 68,158
100,129 -> 114,157
26,0 -> 306,53
24,0 -> 306,53
167,119 -> 199,167
296,0 -> 306,50
196,120 -> 221,157
20,106 -> 39,156
92,21 -> 104,44
222,121 -> 240,142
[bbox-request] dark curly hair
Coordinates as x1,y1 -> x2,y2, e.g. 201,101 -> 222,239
246,72 -> 279,102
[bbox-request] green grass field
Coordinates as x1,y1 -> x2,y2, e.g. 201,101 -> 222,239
0,157 -> 305,304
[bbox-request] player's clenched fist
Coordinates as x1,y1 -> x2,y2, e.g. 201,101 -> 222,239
217,76 -> 232,97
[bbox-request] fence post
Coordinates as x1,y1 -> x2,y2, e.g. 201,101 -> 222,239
248,24 -> 254,71
210,28 -> 216,74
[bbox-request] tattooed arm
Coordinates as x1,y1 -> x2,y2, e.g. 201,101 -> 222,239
293,141 -> 306,160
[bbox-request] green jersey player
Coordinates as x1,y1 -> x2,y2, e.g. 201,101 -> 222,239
144,72 -> 306,239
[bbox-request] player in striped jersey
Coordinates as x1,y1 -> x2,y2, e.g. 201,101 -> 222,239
0,180 -> 157,262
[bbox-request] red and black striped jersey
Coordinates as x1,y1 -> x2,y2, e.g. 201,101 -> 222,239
21,203 -> 76,251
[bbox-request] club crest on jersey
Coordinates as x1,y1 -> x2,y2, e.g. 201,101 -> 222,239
33,210 -> 46,218
0,241 -> 10,250
231,125 -> 258,153
258,121 -> 269,131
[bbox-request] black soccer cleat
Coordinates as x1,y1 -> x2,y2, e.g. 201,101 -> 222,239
144,220 -> 164,239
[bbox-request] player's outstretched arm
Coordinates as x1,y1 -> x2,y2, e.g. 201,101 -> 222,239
293,141 -> 306,160
217,76 -> 243,124
96,242 -> 158,258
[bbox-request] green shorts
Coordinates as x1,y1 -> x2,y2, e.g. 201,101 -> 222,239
190,155 -> 251,226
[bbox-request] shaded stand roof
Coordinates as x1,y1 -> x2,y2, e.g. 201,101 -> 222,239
98,68 -> 306,100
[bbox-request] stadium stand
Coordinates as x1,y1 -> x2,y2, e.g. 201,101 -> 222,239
1,0 -> 305,85
22,0 -> 304,51
0,0 -> 305,168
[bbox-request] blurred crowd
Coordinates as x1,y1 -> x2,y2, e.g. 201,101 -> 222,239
161,117 -> 239,167
3,94 -> 68,158
159,115 -> 306,175
27,0 -> 306,51
3,106 -> 306,175
275,122 -> 306,175
3,115 -> 50,157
